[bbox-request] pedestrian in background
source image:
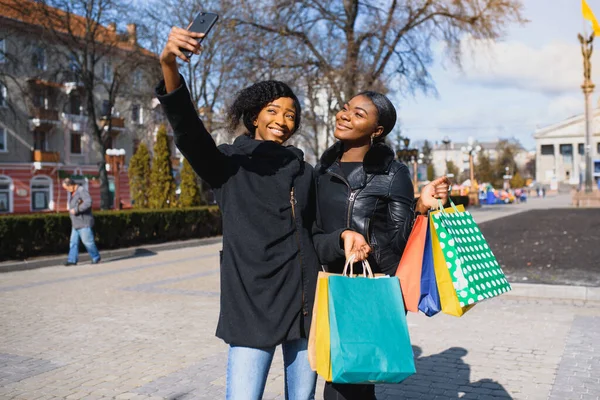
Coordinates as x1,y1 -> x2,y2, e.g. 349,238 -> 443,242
62,178 -> 101,266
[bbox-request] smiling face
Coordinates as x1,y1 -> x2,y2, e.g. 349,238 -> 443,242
334,95 -> 383,143
253,97 -> 297,144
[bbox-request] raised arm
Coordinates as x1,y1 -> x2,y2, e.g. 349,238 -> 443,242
156,27 -> 233,187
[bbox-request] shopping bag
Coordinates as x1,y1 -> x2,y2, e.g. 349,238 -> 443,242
432,200 -> 511,307
328,260 -> 416,384
396,215 -> 428,312
430,205 -> 474,317
418,221 -> 442,317
308,271 -> 332,374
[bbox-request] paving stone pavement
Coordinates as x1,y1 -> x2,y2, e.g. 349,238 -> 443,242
0,242 -> 599,400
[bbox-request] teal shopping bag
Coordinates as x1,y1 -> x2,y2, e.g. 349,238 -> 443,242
328,273 -> 416,384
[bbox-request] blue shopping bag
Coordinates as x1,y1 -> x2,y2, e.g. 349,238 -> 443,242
328,273 -> 416,384
418,223 -> 442,317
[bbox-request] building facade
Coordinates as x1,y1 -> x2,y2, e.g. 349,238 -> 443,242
430,139 -> 530,184
534,111 -> 600,188
0,0 -> 166,214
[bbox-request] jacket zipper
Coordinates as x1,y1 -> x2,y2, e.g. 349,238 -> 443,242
328,170 -> 356,229
290,187 -> 308,316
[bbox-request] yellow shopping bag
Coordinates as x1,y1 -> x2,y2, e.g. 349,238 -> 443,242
430,205 -> 474,317
314,272 -> 333,381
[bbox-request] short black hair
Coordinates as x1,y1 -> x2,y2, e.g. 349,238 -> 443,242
355,91 -> 397,143
62,178 -> 76,186
227,80 -> 301,137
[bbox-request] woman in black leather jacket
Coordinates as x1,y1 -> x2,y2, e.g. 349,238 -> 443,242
315,91 -> 449,400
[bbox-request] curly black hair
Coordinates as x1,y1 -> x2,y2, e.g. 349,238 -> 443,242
227,80 -> 302,137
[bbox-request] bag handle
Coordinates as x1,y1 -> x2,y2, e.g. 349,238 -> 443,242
342,255 -> 374,278
437,198 -> 460,214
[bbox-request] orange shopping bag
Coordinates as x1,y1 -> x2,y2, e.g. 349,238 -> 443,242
395,215 -> 428,312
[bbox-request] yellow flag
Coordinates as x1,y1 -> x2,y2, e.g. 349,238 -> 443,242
582,0 -> 600,36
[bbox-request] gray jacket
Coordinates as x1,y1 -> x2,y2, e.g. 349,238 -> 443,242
69,185 -> 94,229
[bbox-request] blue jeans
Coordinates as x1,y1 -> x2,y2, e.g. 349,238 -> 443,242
226,338 -> 316,400
67,227 -> 100,264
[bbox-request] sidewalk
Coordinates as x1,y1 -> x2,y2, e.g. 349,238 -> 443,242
0,244 -> 598,400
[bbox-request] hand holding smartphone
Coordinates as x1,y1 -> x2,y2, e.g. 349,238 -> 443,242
180,11 -> 219,58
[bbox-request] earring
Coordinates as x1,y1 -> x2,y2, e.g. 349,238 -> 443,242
370,135 -> 375,145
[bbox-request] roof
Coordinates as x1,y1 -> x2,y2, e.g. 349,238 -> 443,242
0,0 -> 156,58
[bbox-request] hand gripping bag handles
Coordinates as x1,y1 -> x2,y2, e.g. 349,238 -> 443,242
326,257 -> 416,383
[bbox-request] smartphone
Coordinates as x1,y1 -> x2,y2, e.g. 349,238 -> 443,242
181,11 -> 219,58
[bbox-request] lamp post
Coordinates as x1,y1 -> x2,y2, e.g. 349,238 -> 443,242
579,33 -> 595,193
105,148 -> 126,210
461,137 -> 482,206
442,136 -> 452,177
396,137 -> 420,193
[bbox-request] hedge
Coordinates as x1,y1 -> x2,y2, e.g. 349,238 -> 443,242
0,207 -> 222,262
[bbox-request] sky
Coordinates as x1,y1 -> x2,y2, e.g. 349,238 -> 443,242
398,0 -> 600,151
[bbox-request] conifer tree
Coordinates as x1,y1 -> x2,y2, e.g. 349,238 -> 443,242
148,124 -> 177,208
179,158 -> 204,207
128,142 -> 151,208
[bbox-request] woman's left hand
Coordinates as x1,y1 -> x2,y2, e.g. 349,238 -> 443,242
416,176 -> 451,213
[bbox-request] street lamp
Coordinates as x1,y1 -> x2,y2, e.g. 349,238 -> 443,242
461,137 -> 482,206
396,137 -> 420,193
442,136 -> 452,177
105,148 -> 126,210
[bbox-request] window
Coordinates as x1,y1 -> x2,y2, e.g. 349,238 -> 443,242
597,143 -> 600,154
559,144 -> 573,156
104,134 -> 113,149
132,138 -> 140,154
133,70 -> 142,89
540,145 -> 554,155
101,99 -> 111,116
68,93 -> 82,115
579,143 -> 585,155
70,132 -> 82,154
131,104 -> 142,124
32,46 -> 46,70
33,131 -> 47,151
0,175 -> 12,213
0,39 -> 5,64
102,62 -> 113,82
0,82 -> 6,107
0,127 -> 6,152
32,89 -> 46,109
30,176 -> 52,211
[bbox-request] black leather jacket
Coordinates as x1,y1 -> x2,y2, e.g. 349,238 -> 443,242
315,142 -> 416,276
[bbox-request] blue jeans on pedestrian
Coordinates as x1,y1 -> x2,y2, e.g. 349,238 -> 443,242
226,338 -> 316,400
67,227 -> 100,264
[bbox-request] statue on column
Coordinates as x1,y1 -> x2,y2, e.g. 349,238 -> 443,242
579,33 -> 594,86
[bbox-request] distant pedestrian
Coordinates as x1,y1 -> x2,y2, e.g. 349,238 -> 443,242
62,178 -> 101,266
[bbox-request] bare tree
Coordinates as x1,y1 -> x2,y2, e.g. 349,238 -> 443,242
143,0 -> 258,135
1,0 -> 156,209
234,0 -> 525,104
227,0 -> 525,158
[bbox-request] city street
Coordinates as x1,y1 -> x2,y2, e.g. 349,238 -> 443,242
0,196 -> 599,400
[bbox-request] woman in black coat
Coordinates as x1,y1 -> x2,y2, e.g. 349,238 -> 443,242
157,27 -> 370,400
314,91 -> 449,400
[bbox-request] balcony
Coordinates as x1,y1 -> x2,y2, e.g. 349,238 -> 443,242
31,107 -> 60,121
100,116 -> 126,131
32,150 -> 60,163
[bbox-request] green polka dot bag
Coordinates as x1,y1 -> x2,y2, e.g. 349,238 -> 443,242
431,200 -> 512,311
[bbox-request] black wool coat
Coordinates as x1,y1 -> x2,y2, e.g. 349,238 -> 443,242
156,78 -> 344,348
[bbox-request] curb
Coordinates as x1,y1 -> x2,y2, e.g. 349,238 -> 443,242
0,236 -> 223,273
505,282 -> 600,302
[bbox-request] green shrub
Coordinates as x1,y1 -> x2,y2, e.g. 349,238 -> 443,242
0,207 -> 221,261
